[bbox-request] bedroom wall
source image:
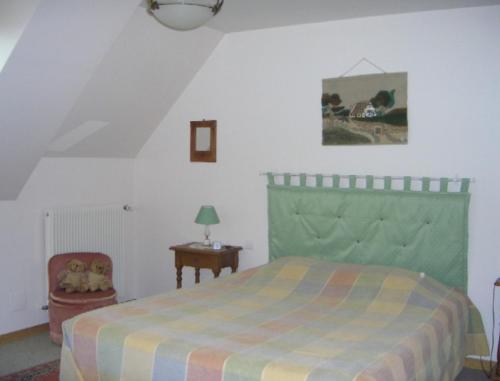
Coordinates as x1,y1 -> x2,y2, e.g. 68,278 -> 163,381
0,158 -> 133,334
134,6 -> 500,349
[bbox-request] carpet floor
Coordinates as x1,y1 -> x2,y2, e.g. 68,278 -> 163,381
0,332 -> 60,377
0,330 -> 492,380
0,360 -> 59,381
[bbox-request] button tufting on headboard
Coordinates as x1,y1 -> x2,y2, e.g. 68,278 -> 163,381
268,184 -> 471,291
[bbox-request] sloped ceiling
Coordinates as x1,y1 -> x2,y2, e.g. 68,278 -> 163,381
0,0 -> 142,200
46,8 -> 223,158
0,0 -> 40,72
1,0 -> 500,199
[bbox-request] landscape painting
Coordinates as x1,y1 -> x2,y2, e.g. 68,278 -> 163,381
322,72 -> 408,145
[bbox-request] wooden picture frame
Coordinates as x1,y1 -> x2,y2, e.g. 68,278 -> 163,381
190,120 -> 217,162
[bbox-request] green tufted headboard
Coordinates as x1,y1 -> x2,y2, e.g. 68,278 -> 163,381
267,174 -> 471,292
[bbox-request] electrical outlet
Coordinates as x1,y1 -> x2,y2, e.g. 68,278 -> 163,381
243,241 -> 254,250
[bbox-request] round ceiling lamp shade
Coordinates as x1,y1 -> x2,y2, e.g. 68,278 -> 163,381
148,0 -> 224,31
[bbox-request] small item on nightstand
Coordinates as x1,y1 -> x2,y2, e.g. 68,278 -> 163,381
495,278 -> 500,287
212,241 -> 222,250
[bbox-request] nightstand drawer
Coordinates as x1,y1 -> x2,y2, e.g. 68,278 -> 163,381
179,252 -> 214,268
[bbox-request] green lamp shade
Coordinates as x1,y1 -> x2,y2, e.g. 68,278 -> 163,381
195,205 -> 220,225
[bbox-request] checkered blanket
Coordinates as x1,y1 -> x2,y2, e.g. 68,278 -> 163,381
61,256 -> 488,381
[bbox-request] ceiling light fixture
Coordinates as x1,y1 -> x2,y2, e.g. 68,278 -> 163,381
147,0 -> 224,31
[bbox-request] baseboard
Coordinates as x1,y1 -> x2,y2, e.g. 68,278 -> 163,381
465,357 -> 494,370
464,357 -> 500,380
0,323 -> 49,346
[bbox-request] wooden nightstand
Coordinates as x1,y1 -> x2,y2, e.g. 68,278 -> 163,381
169,243 -> 242,289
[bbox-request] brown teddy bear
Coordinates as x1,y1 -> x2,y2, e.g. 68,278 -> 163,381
57,259 -> 89,293
87,259 -> 113,292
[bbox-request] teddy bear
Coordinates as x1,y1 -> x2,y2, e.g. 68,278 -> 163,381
57,259 -> 89,293
87,259 -> 113,292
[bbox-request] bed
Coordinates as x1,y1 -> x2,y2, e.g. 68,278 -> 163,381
60,174 -> 489,381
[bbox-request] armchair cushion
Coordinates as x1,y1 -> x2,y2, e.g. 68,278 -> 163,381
50,289 -> 117,305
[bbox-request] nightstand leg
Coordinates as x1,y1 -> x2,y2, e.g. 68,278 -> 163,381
496,338 -> 500,377
195,268 -> 200,284
176,265 -> 183,289
231,255 -> 239,273
213,268 -> 221,278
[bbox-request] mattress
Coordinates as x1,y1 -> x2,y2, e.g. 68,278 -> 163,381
60,256 -> 488,381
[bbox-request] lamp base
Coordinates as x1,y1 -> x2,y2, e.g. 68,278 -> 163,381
203,225 -> 212,246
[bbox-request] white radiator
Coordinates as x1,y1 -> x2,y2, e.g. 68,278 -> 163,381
44,204 -> 132,301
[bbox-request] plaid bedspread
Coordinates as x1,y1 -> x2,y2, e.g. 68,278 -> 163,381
61,256 -> 488,381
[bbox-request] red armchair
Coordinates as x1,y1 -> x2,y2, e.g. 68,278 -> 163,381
48,252 -> 117,344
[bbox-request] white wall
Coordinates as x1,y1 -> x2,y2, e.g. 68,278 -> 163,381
0,158 -> 133,334
134,5 -> 500,350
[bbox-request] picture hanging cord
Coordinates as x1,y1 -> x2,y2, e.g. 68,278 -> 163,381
339,57 -> 387,78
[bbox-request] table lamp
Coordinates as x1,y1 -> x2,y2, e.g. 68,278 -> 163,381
195,205 -> 220,245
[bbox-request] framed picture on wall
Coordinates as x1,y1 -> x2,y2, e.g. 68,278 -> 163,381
322,72 -> 408,145
190,120 -> 217,162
